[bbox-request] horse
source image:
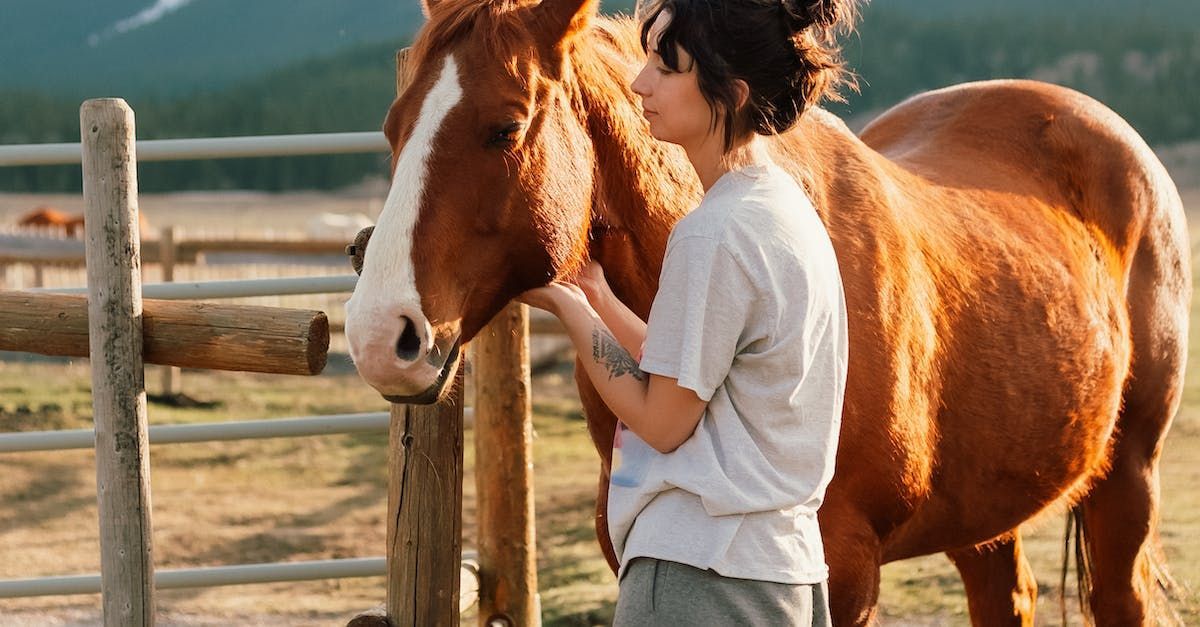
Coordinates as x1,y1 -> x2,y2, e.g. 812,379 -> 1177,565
15,206 -> 155,239
342,0 -> 1190,623
16,206 -> 86,236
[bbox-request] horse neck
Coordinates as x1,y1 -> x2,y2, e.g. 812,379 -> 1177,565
571,20 -> 702,319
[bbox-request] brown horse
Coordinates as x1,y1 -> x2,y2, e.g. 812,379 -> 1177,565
15,206 -> 153,239
16,206 -> 87,236
342,0 -> 1190,623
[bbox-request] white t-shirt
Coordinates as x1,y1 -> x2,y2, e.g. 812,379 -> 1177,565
608,161 -> 848,584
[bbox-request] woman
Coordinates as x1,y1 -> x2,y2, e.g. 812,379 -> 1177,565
518,0 -> 851,623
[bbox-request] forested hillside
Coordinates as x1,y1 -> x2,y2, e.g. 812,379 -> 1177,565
836,8 -> 1199,142
1,1 -> 1195,192
0,0 -> 417,98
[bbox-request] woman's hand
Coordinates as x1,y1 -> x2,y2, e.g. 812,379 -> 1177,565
574,260 -> 612,305
516,280 -> 587,316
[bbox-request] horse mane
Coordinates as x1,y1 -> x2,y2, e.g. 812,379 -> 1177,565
569,15 -> 701,223
572,15 -> 645,96
410,0 -> 539,74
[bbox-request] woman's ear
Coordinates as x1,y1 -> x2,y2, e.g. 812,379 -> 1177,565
733,78 -> 751,113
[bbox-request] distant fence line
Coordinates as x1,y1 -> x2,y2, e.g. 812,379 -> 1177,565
0,229 -> 351,266
0,130 -> 386,296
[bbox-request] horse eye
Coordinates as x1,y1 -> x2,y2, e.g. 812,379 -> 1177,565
487,121 -> 522,148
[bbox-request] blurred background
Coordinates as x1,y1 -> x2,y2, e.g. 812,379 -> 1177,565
0,1 -> 1196,625
1,0 -> 1196,192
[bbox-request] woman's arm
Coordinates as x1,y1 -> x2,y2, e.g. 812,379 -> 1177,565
520,282 -> 706,454
575,262 -> 646,357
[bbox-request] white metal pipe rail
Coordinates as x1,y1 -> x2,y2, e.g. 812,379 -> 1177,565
0,131 -> 388,167
0,411 -> 398,453
33,274 -> 359,300
0,553 -> 480,611
0,558 -> 387,598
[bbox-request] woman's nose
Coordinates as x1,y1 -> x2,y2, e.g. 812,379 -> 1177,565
630,64 -> 651,97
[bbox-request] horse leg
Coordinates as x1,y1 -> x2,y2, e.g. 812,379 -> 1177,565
946,532 -> 1037,626
1078,434 -> 1171,626
822,509 -> 883,626
1078,228 -> 1186,625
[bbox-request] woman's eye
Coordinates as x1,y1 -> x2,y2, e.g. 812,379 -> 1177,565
488,122 -> 522,148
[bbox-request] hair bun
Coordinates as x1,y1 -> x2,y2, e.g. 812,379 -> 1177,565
779,0 -> 858,33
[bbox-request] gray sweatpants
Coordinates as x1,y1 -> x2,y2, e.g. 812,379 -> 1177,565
613,558 -> 831,626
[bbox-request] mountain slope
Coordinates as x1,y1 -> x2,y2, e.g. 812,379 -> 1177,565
0,0 -> 417,98
1,0 -> 1192,99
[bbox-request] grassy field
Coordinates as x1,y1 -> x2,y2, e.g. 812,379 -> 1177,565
0,192 -> 1197,625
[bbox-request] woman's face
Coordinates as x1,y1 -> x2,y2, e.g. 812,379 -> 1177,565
631,11 -> 717,149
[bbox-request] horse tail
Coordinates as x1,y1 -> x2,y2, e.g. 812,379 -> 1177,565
1060,506 -> 1094,626
1061,506 -> 1185,626
1144,524 -> 1185,626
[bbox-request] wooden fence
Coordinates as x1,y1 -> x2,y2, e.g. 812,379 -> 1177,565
0,91 -> 541,626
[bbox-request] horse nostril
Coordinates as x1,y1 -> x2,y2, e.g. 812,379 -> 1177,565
395,316 -> 423,362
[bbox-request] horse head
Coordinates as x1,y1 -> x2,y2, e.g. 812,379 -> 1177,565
345,0 -> 603,403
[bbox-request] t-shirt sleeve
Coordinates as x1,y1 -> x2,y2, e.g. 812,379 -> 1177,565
639,235 -> 755,401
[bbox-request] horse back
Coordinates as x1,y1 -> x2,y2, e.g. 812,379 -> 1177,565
798,80 -> 1189,556
859,79 -> 1180,268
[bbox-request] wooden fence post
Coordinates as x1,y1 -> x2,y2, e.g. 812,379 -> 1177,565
81,97 -> 155,626
474,303 -> 540,627
386,371 -> 466,626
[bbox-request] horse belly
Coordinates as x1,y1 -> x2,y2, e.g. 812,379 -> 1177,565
882,258 -> 1130,560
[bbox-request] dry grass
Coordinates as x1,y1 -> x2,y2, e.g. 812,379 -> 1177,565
0,360 -> 617,626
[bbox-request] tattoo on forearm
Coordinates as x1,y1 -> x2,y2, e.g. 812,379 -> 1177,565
591,328 -> 647,382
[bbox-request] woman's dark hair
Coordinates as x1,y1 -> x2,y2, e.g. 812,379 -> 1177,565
639,0 -> 859,151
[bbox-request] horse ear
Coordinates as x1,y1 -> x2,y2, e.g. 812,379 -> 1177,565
533,0 -> 600,49
396,48 -> 413,96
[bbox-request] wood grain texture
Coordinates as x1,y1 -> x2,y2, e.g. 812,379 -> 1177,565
386,371 -> 465,627
81,97 -> 156,627
474,303 -> 540,626
0,291 -> 330,375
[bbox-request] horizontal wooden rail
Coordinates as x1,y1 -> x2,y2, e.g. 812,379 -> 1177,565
0,290 -> 329,375
175,238 -> 348,258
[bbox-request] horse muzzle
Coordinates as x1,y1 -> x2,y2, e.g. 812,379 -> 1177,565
345,310 -> 462,404
344,225 -> 463,404
380,338 -> 462,404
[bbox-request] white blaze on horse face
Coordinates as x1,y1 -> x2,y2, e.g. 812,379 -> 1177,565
345,55 -> 463,391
